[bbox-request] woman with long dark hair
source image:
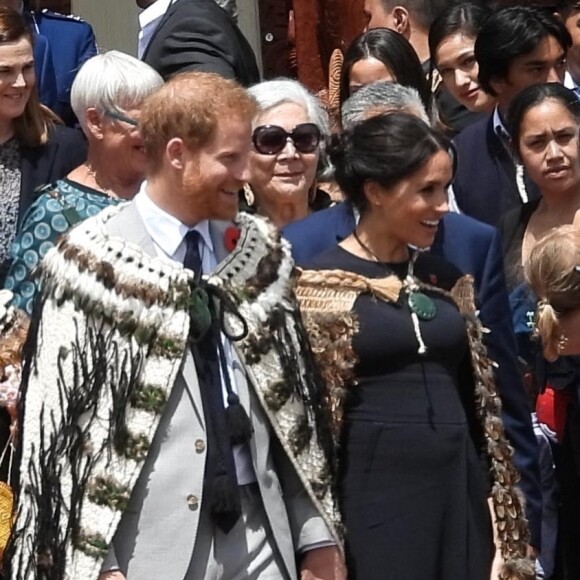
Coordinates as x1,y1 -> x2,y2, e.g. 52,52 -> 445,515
339,28 -> 431,117
429,1 -> 493,115
428,1 -> 492,133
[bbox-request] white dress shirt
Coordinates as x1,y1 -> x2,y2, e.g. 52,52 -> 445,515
134,185 -> 256,484
138,0 -> 175,59
492,105 -> 510,144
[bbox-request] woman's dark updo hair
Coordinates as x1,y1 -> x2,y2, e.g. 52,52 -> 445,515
508,83 -> 580,157
329,112 -> 452,213
429,1 -> 490,68
339,28 -> 431,114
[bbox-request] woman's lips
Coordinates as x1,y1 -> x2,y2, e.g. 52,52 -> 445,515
461,87 -> 479,101
544,165 -> 569,177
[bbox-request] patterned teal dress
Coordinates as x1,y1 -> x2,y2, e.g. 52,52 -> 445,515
4,178 -> 123,315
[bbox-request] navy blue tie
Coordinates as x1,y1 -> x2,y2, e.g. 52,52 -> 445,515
183,230 -> 203,279
183,229 -> 241,533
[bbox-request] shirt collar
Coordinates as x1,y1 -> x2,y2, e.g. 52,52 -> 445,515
492,106 -> 510,141
138,0 -> 173,30
565,70 -> 580,91
134,183 -> 214,261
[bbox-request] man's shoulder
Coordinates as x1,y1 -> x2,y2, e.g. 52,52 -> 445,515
443,212 -> 495,244
102,200 -> 148,240
436,213 -> 499,282
34,9 -> 92,26
283,203 -> 354,263
33,9 -> 95,35
48,124 -> 85,145
284,203 -> 353,237
453,114 -> 492,146
168,0 -> 232,20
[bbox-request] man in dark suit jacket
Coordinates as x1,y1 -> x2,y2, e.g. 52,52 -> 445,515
453,5 -> 571,226
30,32 -> 58,113
284,202 -> 543,550
139,0 -> 260,86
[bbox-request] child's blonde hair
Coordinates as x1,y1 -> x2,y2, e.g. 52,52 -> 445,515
524,225 -> 580,360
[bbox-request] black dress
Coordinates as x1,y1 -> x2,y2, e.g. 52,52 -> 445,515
307,246 -> 493,580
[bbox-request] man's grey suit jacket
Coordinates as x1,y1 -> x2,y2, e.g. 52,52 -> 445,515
102,202 -> 332,579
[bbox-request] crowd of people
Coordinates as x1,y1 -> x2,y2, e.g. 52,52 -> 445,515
0,0 -> 580,579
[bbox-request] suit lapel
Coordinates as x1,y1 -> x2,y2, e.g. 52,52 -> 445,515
430,215 -> 445,258
19,147 -> 36,219
19,141 -> 55,221
209,220 -> 231,264
485,120 -> 522,204
334,203 -> 357,242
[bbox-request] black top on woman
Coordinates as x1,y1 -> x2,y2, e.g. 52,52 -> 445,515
307,246 -> 491,579
296,113 -> 521,579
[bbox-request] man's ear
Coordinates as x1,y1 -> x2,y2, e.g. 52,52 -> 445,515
391,6 -> 411,36
166,138 -> 186,170
85,108 -> 104,141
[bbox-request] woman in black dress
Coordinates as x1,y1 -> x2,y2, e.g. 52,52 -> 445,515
296,113 -> 531,579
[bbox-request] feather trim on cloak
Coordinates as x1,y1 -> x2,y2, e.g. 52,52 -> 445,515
8,206 -> 340,579
296,268 -> 535,580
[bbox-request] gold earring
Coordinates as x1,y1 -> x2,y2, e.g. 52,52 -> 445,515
243,184 -> 255,207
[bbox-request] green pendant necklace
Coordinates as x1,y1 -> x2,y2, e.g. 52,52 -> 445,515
352,230 -> 436,355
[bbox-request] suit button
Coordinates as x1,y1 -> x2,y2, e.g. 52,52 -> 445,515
186,494 -> 199,510
194,439 -> 206,453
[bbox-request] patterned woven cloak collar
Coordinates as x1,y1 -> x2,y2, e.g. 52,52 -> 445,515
10,205 -> 340,579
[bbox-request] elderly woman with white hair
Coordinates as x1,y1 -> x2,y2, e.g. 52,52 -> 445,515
243,78 -> 333,229
4,50 -> 163,315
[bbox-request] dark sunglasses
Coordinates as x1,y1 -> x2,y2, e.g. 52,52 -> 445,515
252,123 -> 321,155
104,108 -> 139,127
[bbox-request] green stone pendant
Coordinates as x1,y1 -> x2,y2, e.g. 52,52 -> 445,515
408,291 -> 436,321
189,287 -> 212,340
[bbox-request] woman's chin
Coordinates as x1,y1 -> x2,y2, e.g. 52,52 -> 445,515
267,186 -> 309,203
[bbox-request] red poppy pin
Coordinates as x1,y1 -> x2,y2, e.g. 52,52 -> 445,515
429,274 -> 438,285
224,226 -> 241,253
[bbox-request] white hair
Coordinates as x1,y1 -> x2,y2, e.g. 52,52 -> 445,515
248,78 -> 332,180
341,81 -> 428,130
71,50 -> 164,130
